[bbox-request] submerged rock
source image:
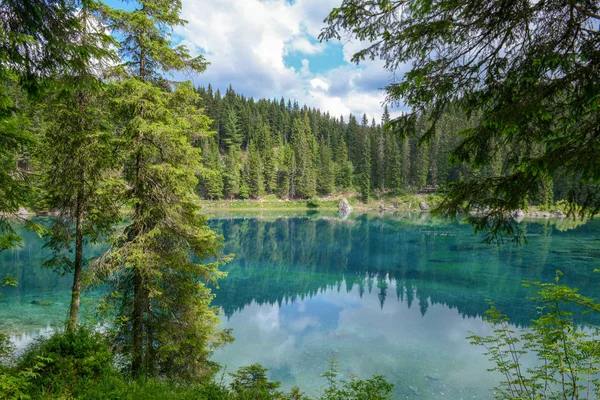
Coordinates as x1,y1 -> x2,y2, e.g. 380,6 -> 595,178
408,385 -> 420,395
31,300 -> 52,307
338,198 -> 353,219
425,373 -> 442,381
419,202 -> 430,211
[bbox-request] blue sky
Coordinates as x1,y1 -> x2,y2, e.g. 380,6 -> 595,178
103,0 -> 404,121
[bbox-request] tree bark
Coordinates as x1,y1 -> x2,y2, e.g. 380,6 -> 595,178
67,174 -> 85,329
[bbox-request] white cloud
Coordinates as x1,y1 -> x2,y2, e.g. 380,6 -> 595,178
300,59 -> 310,76
310,78 -> 329,92
289,37 -> 325,55
176,0 -> 404,122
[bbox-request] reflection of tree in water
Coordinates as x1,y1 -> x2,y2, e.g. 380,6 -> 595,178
2,215 -> 599,329
210,216 -> 600,327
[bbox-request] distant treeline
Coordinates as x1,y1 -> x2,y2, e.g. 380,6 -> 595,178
194,85 -> 575,205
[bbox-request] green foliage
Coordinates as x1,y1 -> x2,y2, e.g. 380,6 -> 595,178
92,0 -> 232,381
246,140 -> 265,199
199,168 -> 225,200
306,198 -> 320,208
229,363 -> 282,398
320,358 -> 394,400
321,0 -> 600,238
356,116 -> 371,203
15,327 -> 115,398
469,272 -> 600,399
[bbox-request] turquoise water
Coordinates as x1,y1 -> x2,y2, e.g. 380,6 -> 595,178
1,213 -> 599,398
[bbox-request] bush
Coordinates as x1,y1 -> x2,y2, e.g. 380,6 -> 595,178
16,326 -> 116,398
306,199 -> 319,208
469,272 -> 600,399
320,358 -> 393,400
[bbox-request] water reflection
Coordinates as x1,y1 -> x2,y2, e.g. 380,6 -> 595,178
210,215 -> 600,327
1,214 -> 599,398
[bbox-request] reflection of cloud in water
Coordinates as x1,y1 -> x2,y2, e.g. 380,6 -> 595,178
9,326 -> 54,355
251,302 -> 280,332
213,281 -> 501,399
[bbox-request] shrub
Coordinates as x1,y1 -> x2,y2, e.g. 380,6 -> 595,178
17,326 -> 116,398
469,272 -> 600,399
306,199 -> 319,208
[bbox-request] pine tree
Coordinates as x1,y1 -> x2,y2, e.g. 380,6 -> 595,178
277,144 -> 293,198
386,135 -> 402,191
292,113 -> 316,198
245,140 -> 264,198
0,0 -> 86,251
99,0 -> 231,380
317,141 -> 335,196
357,114 -> 371,202
401,138 -> 411,188
38,0 -> 122,329
222,106 -> 242,151
335,137 -> 353,190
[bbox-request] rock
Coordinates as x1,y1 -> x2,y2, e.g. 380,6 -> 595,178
419,202 -> 430,211
408,385 -> 420,395
31,300 -> 52,307
338,198 -> 353,219
511,209 -> 525,222
425,373 -> 442,381
17,207 -> 28,217
555,210 -> 566,218
542,212 -> 550,218
392,202 -> 400,209
379,203 -> 385,211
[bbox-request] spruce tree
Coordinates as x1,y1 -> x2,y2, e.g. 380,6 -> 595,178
317,141 -> 335,196
245,140 -> 264,198
224,150 -> 242,199
335,137 -> 352,190
386,135 -> 402,192
292,113 -> 316,198
357,114 -> 371,203
39,0 -> 121,329
98,0 -> 231,379
0,0 -> 84,251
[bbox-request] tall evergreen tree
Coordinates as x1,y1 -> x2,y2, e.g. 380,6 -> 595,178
39,0 -> 121,329
317,140 -> 335,196
386,135 -> 402,191
98,0 -> 231,380
356,114 -> 371,202
245,140 -> 264,198
0,0 -> 84,251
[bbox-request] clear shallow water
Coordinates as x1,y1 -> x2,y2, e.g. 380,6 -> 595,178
1,213 -> 599,399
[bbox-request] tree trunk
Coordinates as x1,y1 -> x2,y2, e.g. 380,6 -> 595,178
68,188 -> 83,329
132,268 -> 144,376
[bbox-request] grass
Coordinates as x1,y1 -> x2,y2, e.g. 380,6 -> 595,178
200,192 -> 443,213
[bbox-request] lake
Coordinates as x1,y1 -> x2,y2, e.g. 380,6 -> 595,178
1,212 -> 599,399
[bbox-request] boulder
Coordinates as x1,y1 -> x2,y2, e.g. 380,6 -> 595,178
408,385 -> 420,395
338,198 -> 353,219
555,210 -> 566,218
425,373 -> 442,381
511,209 -> 525,222
419,202 -> 430,211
